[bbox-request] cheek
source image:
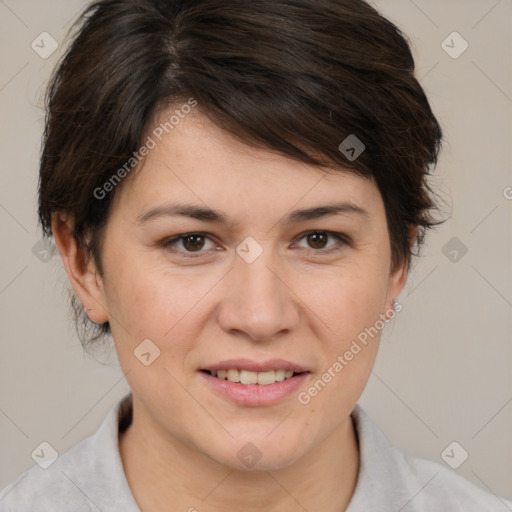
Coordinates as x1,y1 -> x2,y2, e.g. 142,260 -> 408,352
303,262 -> 390,340
294,269 -> 388,423
299,262 -> 390,398
104,267 -> 214,397
102,253 -> 222,341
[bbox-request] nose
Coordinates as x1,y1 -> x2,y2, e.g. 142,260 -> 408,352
216,249 -> 300,342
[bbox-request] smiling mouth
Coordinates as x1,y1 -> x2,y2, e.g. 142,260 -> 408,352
201,369 -> 304,385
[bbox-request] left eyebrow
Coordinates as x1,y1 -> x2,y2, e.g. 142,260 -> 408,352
282,201 -> 369,224
136,200 -> 369,228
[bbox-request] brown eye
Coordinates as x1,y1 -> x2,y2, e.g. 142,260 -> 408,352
165,232 -> 216,257
182,234 -> 206,251
294,230 -> 349,254
306,232 -> 329,249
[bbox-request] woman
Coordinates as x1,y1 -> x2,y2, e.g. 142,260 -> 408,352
1,0 -> 510,510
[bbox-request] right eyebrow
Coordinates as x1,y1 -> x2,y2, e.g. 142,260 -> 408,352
137,203 -> 231,226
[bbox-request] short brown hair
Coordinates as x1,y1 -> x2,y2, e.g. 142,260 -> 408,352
38,0 -> 444,346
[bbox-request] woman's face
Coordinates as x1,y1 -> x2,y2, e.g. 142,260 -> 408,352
84,108 -> 406,470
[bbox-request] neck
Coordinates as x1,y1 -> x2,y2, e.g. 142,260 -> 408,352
119,397 -> 359,512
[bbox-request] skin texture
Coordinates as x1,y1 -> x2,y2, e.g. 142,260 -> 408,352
53,108 -> 408,512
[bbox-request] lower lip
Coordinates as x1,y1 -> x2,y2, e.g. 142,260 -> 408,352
198,371 -> 310,407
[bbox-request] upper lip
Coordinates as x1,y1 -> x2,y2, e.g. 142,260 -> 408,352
201,358 -> 309,373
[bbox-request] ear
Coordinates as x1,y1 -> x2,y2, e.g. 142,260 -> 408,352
387,260 -> 408,311
51,213 -> 109,325
386,225 -> 417,310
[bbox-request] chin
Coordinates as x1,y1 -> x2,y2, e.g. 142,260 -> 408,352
206,433 -> 309,473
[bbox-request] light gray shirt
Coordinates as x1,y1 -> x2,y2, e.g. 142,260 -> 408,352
1,393 -> 511,511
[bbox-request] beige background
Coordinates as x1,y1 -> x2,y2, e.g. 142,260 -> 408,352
1,0 -> 511,502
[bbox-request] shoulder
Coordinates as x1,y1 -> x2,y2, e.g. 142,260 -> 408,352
0,394 -> 139,512
393,442 -> 512,511
0,435 -> 99,512
348,405 -> 512,512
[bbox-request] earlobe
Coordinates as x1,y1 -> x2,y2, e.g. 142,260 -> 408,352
51,213 -> 109,325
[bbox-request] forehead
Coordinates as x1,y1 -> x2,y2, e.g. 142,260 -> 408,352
112,108 -> 383,224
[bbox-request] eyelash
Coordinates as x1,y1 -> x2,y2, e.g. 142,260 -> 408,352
163,231 -> 351,258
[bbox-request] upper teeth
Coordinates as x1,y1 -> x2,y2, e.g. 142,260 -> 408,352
211,369 -> 294,385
